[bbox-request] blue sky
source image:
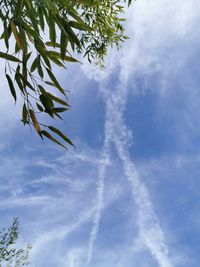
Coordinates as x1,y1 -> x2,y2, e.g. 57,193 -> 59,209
1,0 -> 200,267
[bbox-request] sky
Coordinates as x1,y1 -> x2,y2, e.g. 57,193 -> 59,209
1,0 -> 200,266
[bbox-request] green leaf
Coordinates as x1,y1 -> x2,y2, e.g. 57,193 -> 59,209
0,52 -> 21,62
10,21 -> 23,51
26,52 -> 32,61
69,21 -> 93,32
41,130 -> 67,149
3,20 -> 10,49
30,56 -> 39,73
18,28 -> 27,53
45,81 -> 55,87
38,85 -> 47,95
47,92 -> 69,106
29,109 -> 41,133
17,73 -> 35,91
53,107 -> 69,113
38,7 -> 45,31
47,51 -> 79,63
45,42 -> 60,48
22,103 -> 28,125
34,40 -> 51,69
37,61 -> 44,79
68,8 -> 85,24
46,68 -> 65,95
60,30 -> 68,60
48,13 -> 56,44
25,1 -> 39,33
38,86 -> 54,115
48,126 -> 74,147
36,102 -> 44,112
57,16 -> 81,48
47,52 -> 66,68
6,74 -> 17,102
15,73 -> 24,94
15,0 -> 25,19
39,94 -> 53,113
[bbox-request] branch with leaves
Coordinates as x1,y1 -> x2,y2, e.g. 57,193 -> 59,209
0,0 -> 132,148
0,218 -> 31,266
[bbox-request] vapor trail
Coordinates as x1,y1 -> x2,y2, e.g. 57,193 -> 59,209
86,138 -> 110,264
101,74 -> 173,267
117,145 -> 172,267
86,0 -> 174,263
87,74 -> 173,267
84,0 -> 199,263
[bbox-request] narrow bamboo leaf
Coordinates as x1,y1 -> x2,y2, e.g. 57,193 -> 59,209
36,102 -> 44,112
15,73 -> 24,94
30,56 -> 39,73
10,21 -> 22,50
48,51 -> 79,63
47,53 -> 66,68
15,41 -> 21,54
15,0 -> 24,18
29,109 -> 41,133
69,21 -> 93,31
18,73 -> 35,91
54,112 -> 63,120
38,85 -> 46,95
47,92 -> 69,106
37,61 -> 44,79
62,55 -> 79,63
46,68 -> 65,95
22,52 -> 27,87
60,30 -> 68,60
48,126 -> 74,147
22,103 -> 28,125
26,52 -> 32,61
3,20 -> 9,49
48,13 -> 56,44
38,7 -> 45,31
35,41 -> 51,69
45,81 -> 55,87
53,107 -> 68,113
22,22 -> 38,40
6,74 -> 17,102
58,16 -> 81,48
41,52 -> 51,69
41,130 -> 67,149
0,52 -> 21,62
18,28 -> 27,53
39,94 -> 53,112
25,1 -> 39,33
45,42 -> 60,48
39,87 -> 54,115
68,9 -> 85,24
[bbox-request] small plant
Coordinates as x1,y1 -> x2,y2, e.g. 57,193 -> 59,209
0,219 -> 31,267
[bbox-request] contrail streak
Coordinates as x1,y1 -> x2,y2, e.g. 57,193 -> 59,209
86,57 -> 173,267
103,77 -> 173,267
86,142 -> 110,264
116,142 -> 173,267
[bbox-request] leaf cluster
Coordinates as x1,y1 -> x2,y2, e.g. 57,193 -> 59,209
0,0 -> 132,148
0,219 -> 31,267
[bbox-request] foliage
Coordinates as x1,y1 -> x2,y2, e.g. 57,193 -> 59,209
0,219 -> 31,267
0,0 -> 132,148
